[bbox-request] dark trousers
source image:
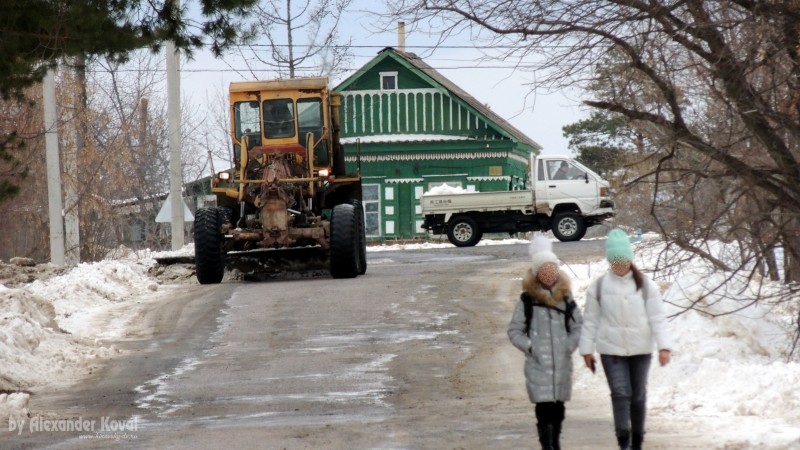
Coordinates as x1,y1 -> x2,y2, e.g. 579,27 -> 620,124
600,354 -> 652,434
535,401 -> 565,425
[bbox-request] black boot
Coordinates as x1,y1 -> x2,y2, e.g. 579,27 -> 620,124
537,423 -> 555,450
631,432 -> 644,450
616,428 -> 631,450
552,421 -> 562,450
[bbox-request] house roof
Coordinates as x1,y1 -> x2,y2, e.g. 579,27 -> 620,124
335,47 -> 541,151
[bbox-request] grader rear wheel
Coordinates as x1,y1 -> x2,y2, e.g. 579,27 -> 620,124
330,203 -> 360,279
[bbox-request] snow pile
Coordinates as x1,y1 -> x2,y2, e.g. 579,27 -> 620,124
422,184 -> 471,196
142,244 -> 195,259
0,253 -> 166,421
367,237 -> 531,252
566,234 -> 800,448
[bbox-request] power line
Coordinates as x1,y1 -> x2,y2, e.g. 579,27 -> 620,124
236,43 -> 569,50
85,64 -> 542,74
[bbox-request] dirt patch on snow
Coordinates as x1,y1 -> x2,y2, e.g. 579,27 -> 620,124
0,262 -> 71,288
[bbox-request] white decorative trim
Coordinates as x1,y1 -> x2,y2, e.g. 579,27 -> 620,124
345,152 -> 509,162
467,176 -> 511,181
344,88 -> 439,97
510,153 -> 532,165
385,178 -> 424,183
423,173 -> 468,178
341,134 -> 472,144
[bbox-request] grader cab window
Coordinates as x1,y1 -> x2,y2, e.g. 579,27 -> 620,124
264,99 -> 296,139
297,98 -> 329,167
233,101 -> 262,150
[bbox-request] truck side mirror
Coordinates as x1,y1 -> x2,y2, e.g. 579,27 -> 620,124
585,173 -> 589,183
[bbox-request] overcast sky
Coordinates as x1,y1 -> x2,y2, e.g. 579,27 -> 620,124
179,1 -> 589,157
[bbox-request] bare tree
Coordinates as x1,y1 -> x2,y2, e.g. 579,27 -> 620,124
0,50 -> 216,262
388,1 -> 800,353
240,0 -> 355,78
389,2 -> 800,272
0,93 -> 49,261
83,51 -> 213,255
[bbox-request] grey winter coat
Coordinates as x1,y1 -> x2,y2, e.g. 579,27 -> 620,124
508,270 -> 583,403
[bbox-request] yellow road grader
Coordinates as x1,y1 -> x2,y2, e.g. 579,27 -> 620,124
194,77 -> 366,283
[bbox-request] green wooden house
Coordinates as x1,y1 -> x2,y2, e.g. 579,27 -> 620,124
334,47 -> 541,240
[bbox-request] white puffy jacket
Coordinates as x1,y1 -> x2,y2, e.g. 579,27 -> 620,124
579,270 -> 672,356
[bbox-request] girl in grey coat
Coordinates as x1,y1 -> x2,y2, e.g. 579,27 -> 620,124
508,236 -> 582,450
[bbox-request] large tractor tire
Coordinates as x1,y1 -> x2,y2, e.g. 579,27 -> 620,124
194,207 -> 225,284
551,212 -> 587,242
330,203 -> 360,279
446,215 -> 483,247
350,199 -> 367,275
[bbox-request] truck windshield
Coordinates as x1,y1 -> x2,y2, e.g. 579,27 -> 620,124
264,99 -> 295,139
547,159 -> 587,181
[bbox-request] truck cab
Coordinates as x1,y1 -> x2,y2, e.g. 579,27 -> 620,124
533,155 -> 614,239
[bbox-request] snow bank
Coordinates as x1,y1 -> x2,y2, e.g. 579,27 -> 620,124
0,253 -> 167,421
566,234 -> 800,448
367,237 -> 531,252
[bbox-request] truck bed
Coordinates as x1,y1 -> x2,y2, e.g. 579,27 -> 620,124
421,190 -> 534,214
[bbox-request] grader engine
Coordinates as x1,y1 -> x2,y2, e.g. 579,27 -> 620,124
193,77 -> 366,284
246,151 -> 316,248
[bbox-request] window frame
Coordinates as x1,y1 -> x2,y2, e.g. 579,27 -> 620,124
379,71 -> 398,91
362,184 -> 382,237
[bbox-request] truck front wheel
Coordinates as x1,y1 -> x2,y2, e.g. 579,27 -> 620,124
194,207 -> 225,284
446,216 -> 482,247
552,213 -> 587,242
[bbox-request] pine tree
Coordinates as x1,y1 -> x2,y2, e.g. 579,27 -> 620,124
0,0 -> 257,203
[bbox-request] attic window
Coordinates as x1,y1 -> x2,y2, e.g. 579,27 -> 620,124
380,72 -> 398,90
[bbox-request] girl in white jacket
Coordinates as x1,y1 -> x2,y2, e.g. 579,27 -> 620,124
579,229 -> 672,450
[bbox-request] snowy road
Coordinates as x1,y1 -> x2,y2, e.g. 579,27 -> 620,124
3,240 -> 798,449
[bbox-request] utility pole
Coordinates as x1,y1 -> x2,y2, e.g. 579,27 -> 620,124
63,55 -> 85,265
167,0 -> 185,250
43,68 -> 65,265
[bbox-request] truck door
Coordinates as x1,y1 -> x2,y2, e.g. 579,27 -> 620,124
542,158 -> 599,213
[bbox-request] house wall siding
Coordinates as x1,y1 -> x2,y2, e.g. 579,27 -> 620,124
342,89 -> 497,139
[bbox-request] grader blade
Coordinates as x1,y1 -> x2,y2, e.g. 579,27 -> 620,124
224,246 -> 330,281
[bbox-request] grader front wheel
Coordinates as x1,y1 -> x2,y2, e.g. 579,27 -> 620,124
194,207 -> 225,284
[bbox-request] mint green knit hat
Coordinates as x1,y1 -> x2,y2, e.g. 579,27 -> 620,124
606,229 -> 633,262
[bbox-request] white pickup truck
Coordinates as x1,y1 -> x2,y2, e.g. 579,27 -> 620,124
420,155 -> 615,246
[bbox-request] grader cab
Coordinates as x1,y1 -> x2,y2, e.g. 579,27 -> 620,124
194,77 -> 366,283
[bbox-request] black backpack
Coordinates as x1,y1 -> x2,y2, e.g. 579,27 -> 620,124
520,291 -> 577,335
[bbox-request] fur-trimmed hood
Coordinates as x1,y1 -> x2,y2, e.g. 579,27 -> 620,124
522,269 -> 572,307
